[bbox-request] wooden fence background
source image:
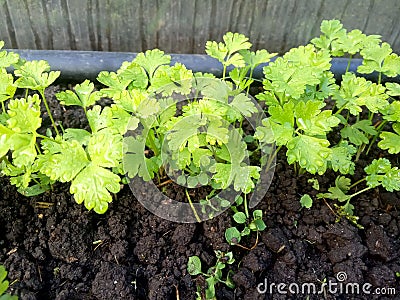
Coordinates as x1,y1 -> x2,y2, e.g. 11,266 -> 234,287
0,0 -> 399,54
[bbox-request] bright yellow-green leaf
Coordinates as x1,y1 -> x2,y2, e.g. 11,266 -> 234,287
14,60 -> 60,90
287,135 -> 331,175
70,164 -> 121,214
39,139 -> 89,182
56,80 -> 101,108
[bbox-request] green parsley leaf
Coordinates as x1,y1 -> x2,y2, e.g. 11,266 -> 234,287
63,128 -> 91,145
294,100 -> 340,136
334,72 -> 388,115
229,93 -> 257,117
0,95 -> 42,167
70,163 -> 121,214
358,42 -> 400,77
329,141 -> 356,175
0,69 -> 16,103
97,71 -> 131,99
340,119 -> 377,145
6,94 -> 41,133
166,114 -> 203,151
263,57 -> 321,99
87,105 -> 110,133
123,136 -> 160,181
117,61 -> 149,90
239,49 -> 277,69
317,176 -> 351,202
14,60 -> 60,90
150,63 -> 193,96
380,100 -> 400,122
87,129 -> 122,168
39,139 -> 89,182
264,102 -> 295,146
134,49 -> 171,79
56,80 -> 101,108
206,32 -> 252,68
365,158 -> 400,192
0,41 -> 19,68
286,134 -> 331,175
211,131 -> 260,193
386,82 -> 400,96
335,29 -> 366,55
311,19 -> 347,56
378,123 -> 400,154
300,194 -> 313,209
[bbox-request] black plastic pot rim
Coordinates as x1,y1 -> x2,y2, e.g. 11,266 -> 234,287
7,49 -> 399,83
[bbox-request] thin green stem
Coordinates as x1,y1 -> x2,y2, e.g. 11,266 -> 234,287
348,186 -> 373,200
246,68 -> 254,95
243,193 -> 249,219
298,166 -> 306,176
376,119 -> 388,132
345,55 -> 353,73
147,129 -> 160,156
35,142 -> 42,155
334,101 -> 349,116
37,133 -> 54,140
1,101 -> 5,113
366,137 -> 376,155
355,143 -> 366,162
280,93 -> 287,107
349,177 -> 366,189
223,64 -> 227,80
30,176 -> 42,186
365,119 -> 388,155
222,55 -> 230,80
186,189 -> 201,222
265,145 -> 282,172
378,72 -> 382,85
368,111 -> 374,122
59,122 -> 66,135
39,89 -> 60,136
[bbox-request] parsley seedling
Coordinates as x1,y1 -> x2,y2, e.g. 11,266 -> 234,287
187,251 -> 235,300
0,20 -> 399,221
225,195 -> 266,249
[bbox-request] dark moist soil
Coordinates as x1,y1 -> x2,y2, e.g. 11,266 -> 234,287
1,84 -> 400,300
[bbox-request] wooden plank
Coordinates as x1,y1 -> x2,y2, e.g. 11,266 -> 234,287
191,0 -> 214,53
0,0 -> 15,48
111,0 -> 142,52
140,0 -> 166,51
0,0 -> 399,55
362,0 -> 400,52
23,0 -> 51,49
157,0 -> 197,53
42,0 -> 72,50
4,0 -> 36,48
65,0 -> 91,50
